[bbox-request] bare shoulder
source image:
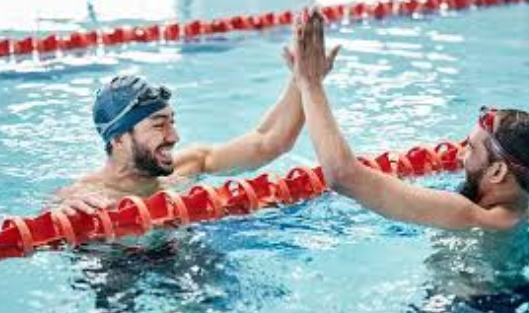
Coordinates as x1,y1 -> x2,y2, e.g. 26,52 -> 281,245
54,172 -> 106,199
160,171 -> 195,190
473,205 -> 526,231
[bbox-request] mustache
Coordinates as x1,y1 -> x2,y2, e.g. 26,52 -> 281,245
156,143 -> 174,150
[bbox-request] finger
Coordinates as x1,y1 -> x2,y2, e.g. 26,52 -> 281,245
325,45 -> 341,74
293,13 -> 303,40
297,23 -> 305,46
84,195 -> 111,209
308,6 -> 316,18
283,46 -> 294,58
301,11 -> 312,42
314,6 -> 325,21
301,7 -> 309,24
305,7 -> 314,26
107,200 -> 118,211
293,12 -> 302,31
282,46 -> 294,68
328,45 -> 341,64
310,5 -> 322,20
292,14 -> 303,47
313,10 -> 324,41
71,200 -> 96,215
306,16 -> 324,57
298,24 -> 304,42
305,8 -> 321,44
61,206 -> 78,217
319,8 -> 329,25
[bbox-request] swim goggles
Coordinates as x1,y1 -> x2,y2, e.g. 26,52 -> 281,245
478,106 -> 529,175
96,85 -> 172,136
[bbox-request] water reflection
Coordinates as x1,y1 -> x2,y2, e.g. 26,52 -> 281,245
72,229 -> 240,312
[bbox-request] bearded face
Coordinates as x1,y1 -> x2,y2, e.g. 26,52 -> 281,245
458,127 -> 495,203
458,167 -> 487,203
131,134 -> 175,177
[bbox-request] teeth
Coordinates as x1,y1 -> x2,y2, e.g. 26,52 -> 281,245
158,147 -> 172,158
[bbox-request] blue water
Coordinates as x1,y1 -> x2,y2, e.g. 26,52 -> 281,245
1,1 -> 529,312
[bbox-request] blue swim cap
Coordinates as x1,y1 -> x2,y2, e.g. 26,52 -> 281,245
93,75 -> 172,144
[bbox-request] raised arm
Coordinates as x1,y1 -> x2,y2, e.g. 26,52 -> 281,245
173,76 -> 303,177
291,9 -> 520,231
173,31 -> 340,178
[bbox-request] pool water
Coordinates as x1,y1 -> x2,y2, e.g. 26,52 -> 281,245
1,1 -> 529,312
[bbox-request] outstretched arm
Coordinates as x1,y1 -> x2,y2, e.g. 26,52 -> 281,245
172,31 -> 339,178
292,9 -> 520,231
172,76 -> 303,177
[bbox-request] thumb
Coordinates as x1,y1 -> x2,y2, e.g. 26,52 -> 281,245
327,44 -> 341,65
282,46 -> 295,69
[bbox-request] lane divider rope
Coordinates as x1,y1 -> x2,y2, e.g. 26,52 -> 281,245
0,139 -> 466,261
0,0 -> 526,59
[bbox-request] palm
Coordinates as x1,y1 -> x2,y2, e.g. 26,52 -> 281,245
284,9 -> 340,83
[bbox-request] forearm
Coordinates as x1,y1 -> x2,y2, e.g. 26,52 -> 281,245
299,81 -> 359,185
348,167 -> 478,229
297,82 -> 476,229
174,77 -> 304,177
256,77 -> 304,155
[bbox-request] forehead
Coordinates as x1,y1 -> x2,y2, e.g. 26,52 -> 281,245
147,105 -> 174,120
134,105 -> 174,129
468,125 -> 489,147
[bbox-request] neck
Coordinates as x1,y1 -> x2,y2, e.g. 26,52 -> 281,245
102,158 -> 161,197
479,184 -> 528,213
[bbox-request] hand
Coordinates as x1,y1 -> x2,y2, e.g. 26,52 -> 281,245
52,192 -> 115,217
283,7 -> 341,86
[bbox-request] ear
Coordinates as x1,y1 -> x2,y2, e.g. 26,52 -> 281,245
486,161 -> 509,184
111,134 -> 128,151
112,135 -> 122,146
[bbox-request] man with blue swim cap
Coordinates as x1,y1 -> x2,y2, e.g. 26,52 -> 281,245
94,76 -> 172,155
55,42 -> 339,214
92,75 -> 176,177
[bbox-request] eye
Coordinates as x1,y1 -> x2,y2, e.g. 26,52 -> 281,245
153,124 -> 164,129
467,140 -> 473,150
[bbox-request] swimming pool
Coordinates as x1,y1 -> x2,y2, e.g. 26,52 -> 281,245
0,0 -> 529,312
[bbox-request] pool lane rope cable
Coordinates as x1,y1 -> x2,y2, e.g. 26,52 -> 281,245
0,0 -> 526,59
0,139 -> 465,260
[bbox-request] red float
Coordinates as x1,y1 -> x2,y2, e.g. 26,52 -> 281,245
0,0 -> 514,59
0,140 -> 465,261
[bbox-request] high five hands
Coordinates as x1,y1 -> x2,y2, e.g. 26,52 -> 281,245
283,7 -> 341,87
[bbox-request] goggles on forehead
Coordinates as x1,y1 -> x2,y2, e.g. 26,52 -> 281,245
134,85 -> 172,108
96,85 -> 172,136
478,106 -> 529,175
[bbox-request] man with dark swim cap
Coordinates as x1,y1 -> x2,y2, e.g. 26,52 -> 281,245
289,8 -> 529,313
54,42 -> 339,214
54,70 -> 357,311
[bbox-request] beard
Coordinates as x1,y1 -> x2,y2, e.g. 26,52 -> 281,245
458,168 -> 486,203
131,137 -> 174,177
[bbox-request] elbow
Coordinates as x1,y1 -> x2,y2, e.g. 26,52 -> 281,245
260,135 -> 295,160
322,158 -> 358,194
273,138 -> 295,156
324,167 -> 347,193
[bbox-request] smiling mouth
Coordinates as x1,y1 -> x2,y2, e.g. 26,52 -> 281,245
156,145 -> 174,164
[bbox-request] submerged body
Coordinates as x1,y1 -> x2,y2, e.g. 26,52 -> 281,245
427,222 -> 529,298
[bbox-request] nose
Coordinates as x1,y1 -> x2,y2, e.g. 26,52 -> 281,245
459,147 -> 469,169
166,125 -> 180,144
